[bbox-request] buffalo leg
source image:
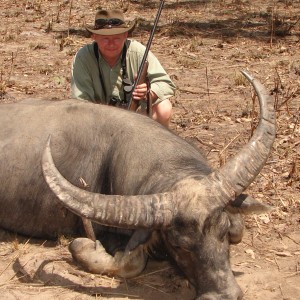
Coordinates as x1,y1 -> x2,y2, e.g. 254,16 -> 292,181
69,237 -> 147,278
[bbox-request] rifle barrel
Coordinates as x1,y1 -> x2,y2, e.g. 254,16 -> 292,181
127,0 -> 165,109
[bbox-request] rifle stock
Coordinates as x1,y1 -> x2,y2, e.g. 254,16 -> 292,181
129,60 -> 149,112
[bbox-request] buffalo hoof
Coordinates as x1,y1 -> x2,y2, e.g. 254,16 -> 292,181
69,237 -> 147,278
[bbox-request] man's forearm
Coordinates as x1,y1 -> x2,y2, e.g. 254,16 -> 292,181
149,90 -> 158,104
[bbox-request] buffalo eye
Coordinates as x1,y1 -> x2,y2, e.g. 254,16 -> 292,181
203,209 -> 230,242
168,216 -> 199,251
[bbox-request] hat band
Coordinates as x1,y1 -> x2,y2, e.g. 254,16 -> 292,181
95,18 -> 126,29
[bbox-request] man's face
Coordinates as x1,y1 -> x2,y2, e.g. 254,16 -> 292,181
93,32 -> 128,61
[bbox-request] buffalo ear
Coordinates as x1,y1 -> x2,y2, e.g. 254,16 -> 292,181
226,194 -> 273,215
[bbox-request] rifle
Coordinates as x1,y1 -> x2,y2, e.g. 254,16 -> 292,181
127,0 -> 165,115
126,60 -> 149,112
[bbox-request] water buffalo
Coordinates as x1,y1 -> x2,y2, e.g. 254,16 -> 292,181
0,72 -> 275,299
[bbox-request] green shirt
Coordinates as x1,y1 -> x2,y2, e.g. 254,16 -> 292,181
71,39 -> 176,105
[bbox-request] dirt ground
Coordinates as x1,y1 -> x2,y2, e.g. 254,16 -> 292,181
0,0 -> 299,299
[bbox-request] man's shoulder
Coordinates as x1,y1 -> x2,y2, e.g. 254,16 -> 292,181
127,39 -> 146,55
75,43 -> 95,59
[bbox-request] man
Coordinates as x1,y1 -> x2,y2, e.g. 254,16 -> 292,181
71,9 -> 176,127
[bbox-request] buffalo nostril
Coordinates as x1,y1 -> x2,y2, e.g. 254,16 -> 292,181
236,287 -> 244,300
237,293 -> 243,300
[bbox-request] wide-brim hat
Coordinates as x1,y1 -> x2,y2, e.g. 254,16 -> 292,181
86,9 -> 135,35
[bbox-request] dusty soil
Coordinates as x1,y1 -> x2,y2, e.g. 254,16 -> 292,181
0,0 -> 299,299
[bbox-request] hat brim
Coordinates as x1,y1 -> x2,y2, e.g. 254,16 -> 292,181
86,21 -> 135,35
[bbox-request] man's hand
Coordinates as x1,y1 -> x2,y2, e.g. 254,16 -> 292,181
132,82 -> 148,101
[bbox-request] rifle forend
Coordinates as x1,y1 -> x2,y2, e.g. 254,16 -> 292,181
129,60 -> 149,112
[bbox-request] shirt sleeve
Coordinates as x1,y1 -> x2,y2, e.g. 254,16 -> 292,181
71,45 -> 101,103
147,50 -> 176,104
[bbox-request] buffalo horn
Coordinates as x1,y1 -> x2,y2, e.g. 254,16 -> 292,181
42,138 -> 177,229
205,71 -> 276,205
